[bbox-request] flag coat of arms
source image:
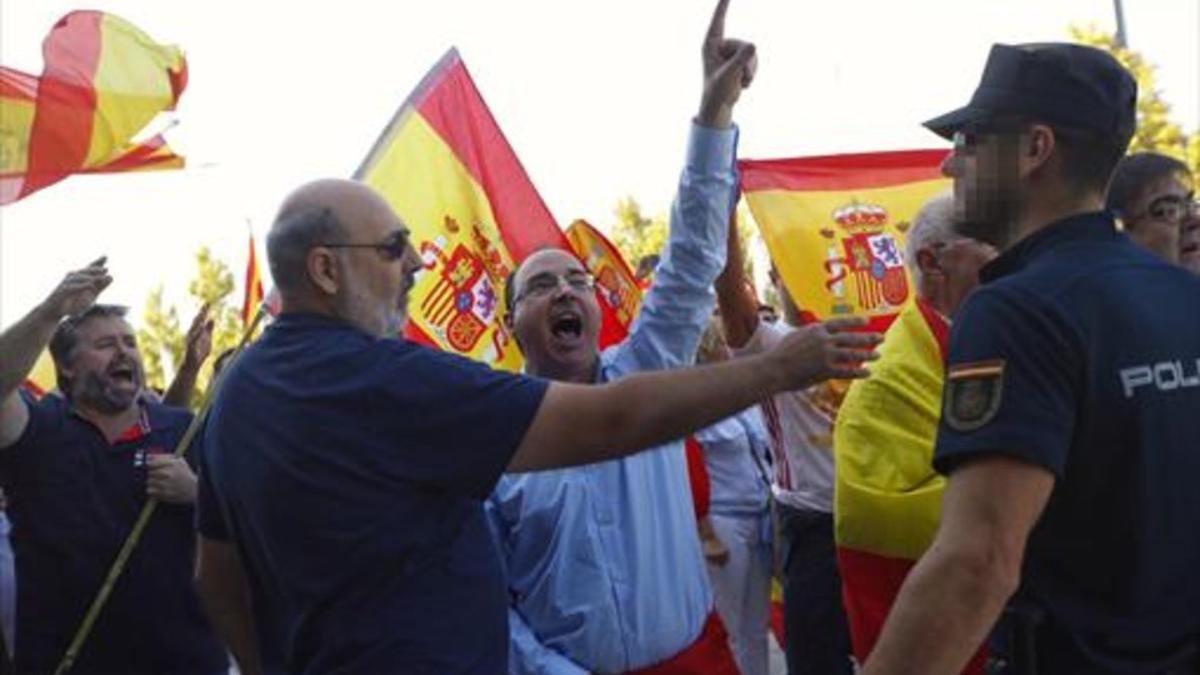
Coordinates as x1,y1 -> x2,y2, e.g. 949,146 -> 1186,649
739,150 -> 950,331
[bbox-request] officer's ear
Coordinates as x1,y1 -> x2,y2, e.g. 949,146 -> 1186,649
1023,124 -> 1057,176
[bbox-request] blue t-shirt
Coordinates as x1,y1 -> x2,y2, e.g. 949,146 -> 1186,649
197,313 -> 548,675
0,392 -> 228,675
934,213 -> 1200,673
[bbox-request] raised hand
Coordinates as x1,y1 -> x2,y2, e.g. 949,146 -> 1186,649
698,0 -> 757,129
770,316 -> 882,390
41,257 -> 112,319
181,303 -> 214,371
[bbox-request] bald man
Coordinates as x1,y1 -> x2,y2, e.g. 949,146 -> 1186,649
193,177 -> 881,675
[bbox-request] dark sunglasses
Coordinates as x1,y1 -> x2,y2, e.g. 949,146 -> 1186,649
319,230 -> 411,260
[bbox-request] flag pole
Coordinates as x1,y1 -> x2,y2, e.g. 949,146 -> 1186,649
53,302 -> 271,675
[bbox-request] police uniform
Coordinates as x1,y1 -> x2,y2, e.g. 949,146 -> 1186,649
924,44 -> 1200,674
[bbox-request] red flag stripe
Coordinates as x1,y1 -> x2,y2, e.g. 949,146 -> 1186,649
23,11 -> 104,195
411,50 -> 567,260
739,149 -> 949,192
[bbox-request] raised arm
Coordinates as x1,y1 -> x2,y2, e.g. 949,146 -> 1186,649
0,258 -> 111,448
509,316 -> 880,472
714,210 -> 760,348
163,303 -> 213,409
608,0 -> 757,372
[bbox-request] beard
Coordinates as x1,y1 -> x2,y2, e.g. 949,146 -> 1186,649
71,370 -> 142,414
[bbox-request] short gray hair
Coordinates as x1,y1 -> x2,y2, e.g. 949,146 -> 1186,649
266,206 -> 345,293
905,193 -> 957,288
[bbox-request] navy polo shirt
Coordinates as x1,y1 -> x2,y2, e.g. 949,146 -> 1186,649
934,212 -> 1200,673
197,314 -> 549,675
0,392 -> 228,675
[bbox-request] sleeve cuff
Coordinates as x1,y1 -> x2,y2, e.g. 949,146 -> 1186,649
686,121 -> 738,174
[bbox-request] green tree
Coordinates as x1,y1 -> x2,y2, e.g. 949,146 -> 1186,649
138,246 -> 244,404
609,196 -> 758,279
1070,25 -> 1198,175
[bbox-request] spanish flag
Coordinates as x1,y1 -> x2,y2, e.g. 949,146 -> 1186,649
565,219 -> 644,347
738,150 -> 949,332
358,49 -> 580,371
242,232 -> 265,328
1,11 -> 186,205
833,301 -> 985,673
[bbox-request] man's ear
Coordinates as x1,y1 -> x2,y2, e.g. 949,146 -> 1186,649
916,247 -> 942,277
307,247 -> 339,295
1022,124 -> 1057,178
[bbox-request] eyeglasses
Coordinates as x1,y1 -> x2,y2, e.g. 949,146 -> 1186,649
513,270 -> 595,303
318,230 -> 411,260
1128,195 -> 1200,225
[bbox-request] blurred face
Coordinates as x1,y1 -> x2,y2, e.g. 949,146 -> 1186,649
508,249 -> 602,382
327,198 -> 422,337
1123,173 -> 1197,269
62,316 -> 144,414
941,125 -> 1029,249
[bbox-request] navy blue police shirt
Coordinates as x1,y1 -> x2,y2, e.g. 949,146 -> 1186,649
934,212 -> 1200,673
0,392 -> 228,675
196,314 -> 549,675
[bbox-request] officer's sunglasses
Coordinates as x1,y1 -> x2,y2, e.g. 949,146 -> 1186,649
319,230 -> 412,260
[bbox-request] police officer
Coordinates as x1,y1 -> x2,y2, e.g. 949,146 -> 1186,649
861,43 -> 1200,675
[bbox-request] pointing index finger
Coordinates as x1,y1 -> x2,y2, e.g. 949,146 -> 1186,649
706,0 -> 731,44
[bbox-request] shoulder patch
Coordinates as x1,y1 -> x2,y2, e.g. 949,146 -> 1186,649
944,360 -> 1006,432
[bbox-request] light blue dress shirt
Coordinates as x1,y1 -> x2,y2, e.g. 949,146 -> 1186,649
486,122 -> 739,675
0,510 -> 14,656
695,407 -> 772,517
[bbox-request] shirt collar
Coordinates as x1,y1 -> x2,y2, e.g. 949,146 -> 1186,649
980,211 -> 1118,283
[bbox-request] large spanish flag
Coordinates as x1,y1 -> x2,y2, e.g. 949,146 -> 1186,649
739,151 -> 949,332
358,49 -> 633,371
1,11 -> 186,205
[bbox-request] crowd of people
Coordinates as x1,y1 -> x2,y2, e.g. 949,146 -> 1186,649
0,1 -> 1198,673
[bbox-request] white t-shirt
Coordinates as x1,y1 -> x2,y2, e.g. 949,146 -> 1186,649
735,320 -> 838,513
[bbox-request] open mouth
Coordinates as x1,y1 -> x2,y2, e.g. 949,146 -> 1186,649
108,365 -> 138,386
551,314 -> 583,340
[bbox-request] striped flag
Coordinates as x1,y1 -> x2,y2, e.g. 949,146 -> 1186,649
1,11 -> 186,205
356,49 -> 571,371
565,219 -> 643,347
739,150 -> 949,332
241,232 -> 264,328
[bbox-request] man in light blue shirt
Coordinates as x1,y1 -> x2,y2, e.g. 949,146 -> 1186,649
488,1 -> 757,671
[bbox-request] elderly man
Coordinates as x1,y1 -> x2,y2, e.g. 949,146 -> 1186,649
193,175 -> 881,675
832,193 -> 994,672
485,1 -> 771,673
0,263 -> 227,674
864,43 -> 1200,675
1106,151 -> 1200,274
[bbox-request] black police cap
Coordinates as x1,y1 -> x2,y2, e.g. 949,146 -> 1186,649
924,43 -> 1137,149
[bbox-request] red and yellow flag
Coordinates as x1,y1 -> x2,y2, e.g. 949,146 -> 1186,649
1,11 -> 186,205
356,49 -> 573,371
242,232 -> 265,328
739,150 -> 949,332
565,219 -> 643,347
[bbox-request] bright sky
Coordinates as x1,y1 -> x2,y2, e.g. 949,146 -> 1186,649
1,0 -> 1196,328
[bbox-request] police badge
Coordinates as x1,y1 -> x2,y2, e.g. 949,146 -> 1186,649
944,360 -> 1006,431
